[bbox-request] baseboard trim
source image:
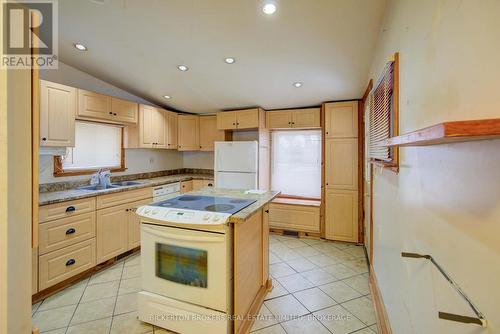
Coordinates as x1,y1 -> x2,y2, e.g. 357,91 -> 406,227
369,264 -> 393,334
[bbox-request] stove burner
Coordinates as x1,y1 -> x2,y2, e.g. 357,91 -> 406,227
229,199 -> 248,204
177,196 -> 203,202
204,204 -> 235,212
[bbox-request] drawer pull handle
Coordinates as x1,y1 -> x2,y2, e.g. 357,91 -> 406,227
66,206 -> 76,213
265,209 -> 269,213
65,228 -> 76,235
66,259 -> 76,266
207,183 -> 213,187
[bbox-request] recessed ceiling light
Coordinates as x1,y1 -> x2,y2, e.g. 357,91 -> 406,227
74,43 -> 87,51
293,82 -> 303,88
263,3 -> 276,15
163,95 -> 171,99
224,57 -> 236,64
177,65 -> 189,72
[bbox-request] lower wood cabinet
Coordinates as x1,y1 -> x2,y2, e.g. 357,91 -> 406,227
96,204 -> 129,264
269,202 -> 320,233
180,180 -> 193,193
192,179 -> 214,190
324,189 -> 358,242
127,198 -> 152,250
32,248 -> 38,295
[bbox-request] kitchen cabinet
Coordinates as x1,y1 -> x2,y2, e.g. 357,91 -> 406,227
266,108 -> 320,129
96,203 -> 129,264
97,187 -> 152,209
199,116 -> 225,151
39,197 -> 96,223
269,202 -> 320,233
40,80 -> 76,147
32,248 -> 38,295
324,101 -> 358,138
111,97 -> 138,124
180,180 -> 193,193
217,108 -> 260,130
166,111 -> 178,149
325,138 -> 358,190
178,115 -> 200,151
127,198 -> 152,250
77,89 -> 111,121
192,179 -> 214,190
324,189 -> 358,242
134,104 -> 166,148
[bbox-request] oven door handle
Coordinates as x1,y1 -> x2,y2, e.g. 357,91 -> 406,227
143,225 -> 225,243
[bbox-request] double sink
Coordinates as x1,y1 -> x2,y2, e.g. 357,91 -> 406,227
77,181 -> 143,191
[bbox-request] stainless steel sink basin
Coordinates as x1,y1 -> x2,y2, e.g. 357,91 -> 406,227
78,184 -> 119,191
111,181 -> 142,187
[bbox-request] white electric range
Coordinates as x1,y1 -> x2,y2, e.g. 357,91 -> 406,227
136,194 -> 257,334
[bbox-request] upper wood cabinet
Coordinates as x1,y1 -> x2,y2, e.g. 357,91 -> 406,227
136,105 -> 166,148
77,89 -> 111,120
166,111 -> 178,149
153,108 -> 167,148
266,108 -> 320,129
324,101 -> 358,138
178,115 -> 200,151
199,116 -> 225,151
111,97 -> 138,124
40,80 -> 76,147
217,108 -> 260,130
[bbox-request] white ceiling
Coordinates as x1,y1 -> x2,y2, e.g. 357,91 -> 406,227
58,0 -> 386,113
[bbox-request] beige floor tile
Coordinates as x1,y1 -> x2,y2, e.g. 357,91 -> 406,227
66,317 -> 112,334
41,328 -> 67,334
275,248 -> 303,261
269,252 -> 282,265
300,268 -> 337,286
301,238 -> 322,246
81,280 -> 120,303
294,245 -> 321,257
38,280 -> 87,311
277,273 -> 314,293
32,301 -> 41,315
343,246 -> 367,258
327,250 -> 357,262
323,263 -> 358,279
264,295 -> 309,321
264,280 -> 289,300
269,262 -> 296,278
250,304 -> 278,331
70,296 -> 115,325
342,296 -> 376,325
251,324 -> 286,333
286,257 -> 318,272
110,311 -> 153,334
270,242 -> 288,253
319,281 -> 362,303
331,241 -> 356,250
281,238 -> 307,249
125,254 -> 141,267
122,265 -> 142,279
32,304 -> 77,332
314,305 -> 365,334
88,267 -> 123,285
119,277 -> 142,295
370,324 -> 379,333
352,327 -> 376,333
293,287 -> 336,312
115,292 -> 139,315
306,254 -> 338,267
311,242 -> 340,253
343,274 -> 370,295
281,315 -> 330,334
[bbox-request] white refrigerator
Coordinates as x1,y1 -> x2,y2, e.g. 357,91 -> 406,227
214,141 -> 258,190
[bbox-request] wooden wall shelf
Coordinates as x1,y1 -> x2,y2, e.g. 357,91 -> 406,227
378,118 -> 500,147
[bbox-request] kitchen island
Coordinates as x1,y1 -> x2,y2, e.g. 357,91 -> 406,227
137,188 -> 279,334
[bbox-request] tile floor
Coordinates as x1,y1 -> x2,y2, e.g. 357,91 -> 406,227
32,234 -> 377,334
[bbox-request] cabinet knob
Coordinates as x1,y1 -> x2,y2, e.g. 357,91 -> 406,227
113,113 -> 117,116
126,209 -> 129,212
65,228 -> 76,235
208,183 -> 213,187
65,259 -> 76,266
265,209 -> 269,213
326,131 -> 329,135
66,206 -> 76,213
42,137 -> 47,141
109,112 -> 113,115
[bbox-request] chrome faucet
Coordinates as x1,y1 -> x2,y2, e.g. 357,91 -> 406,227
90,169 -> 112,189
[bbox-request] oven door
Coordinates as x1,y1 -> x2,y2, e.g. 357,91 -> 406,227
141,223 -> 228,312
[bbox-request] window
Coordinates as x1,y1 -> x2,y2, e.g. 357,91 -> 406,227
54,121 -> 125,176
369,52 -> 399,172
271,130 -> 321,199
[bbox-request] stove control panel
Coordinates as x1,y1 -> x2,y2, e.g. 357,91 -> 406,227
136,205 -> 231,225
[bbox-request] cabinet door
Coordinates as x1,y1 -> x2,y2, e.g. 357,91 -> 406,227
325,138 -> 358,190
77,89 -> 111,121
138,104 -> 155,148
96,205 -> 128,264
266,111 -> 292,129
199,116 -> 225,151
192,179 -> 205,190
32,248 -> 38,295
180,180 -> 193,193
111,97 -> 138,124
153,108 -> 167,148
217,111 -> 237,130
166,112 -> 178,149
262,205 -> 269,286
324,101 -> 358,138
236,109 -> 259,129
40,80 -> 76,147
325,189 -> 358,242
178,115 -> 200,151
127,198 -> 151,250
292,108 -> 320,128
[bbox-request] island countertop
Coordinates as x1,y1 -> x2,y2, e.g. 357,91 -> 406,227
187,188 -> 280,223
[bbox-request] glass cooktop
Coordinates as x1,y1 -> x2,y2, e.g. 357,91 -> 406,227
151,195 -> 257,214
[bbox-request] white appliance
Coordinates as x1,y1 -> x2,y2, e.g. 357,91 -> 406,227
214,141 -> 258,190
152,182 -> 180,202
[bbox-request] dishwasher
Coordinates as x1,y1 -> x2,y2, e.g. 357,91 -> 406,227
152,182 -> 181,202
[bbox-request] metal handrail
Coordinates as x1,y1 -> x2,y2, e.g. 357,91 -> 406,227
401,252 -> 487,327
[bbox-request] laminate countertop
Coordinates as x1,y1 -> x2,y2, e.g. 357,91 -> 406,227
39,174 -> 214,206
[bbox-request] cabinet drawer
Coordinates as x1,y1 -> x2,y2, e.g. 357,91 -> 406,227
269,203 -> 320,232
39,238 -> 96,290
97,188 -> 152,209
39,197 -> 96,223
39,212 -> 96,255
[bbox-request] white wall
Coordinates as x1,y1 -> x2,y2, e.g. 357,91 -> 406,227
368,1 -> 500,333
39,62 -> 186,184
